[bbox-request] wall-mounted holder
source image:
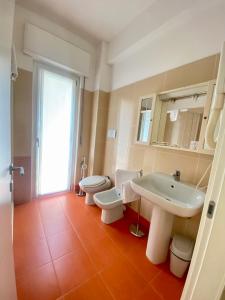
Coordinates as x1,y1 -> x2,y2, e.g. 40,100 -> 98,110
129,198 -> 145,238
77,156 -> 87,197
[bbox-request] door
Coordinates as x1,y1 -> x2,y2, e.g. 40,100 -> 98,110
181,43 -> 225,300
0,0 -> 17,299
36,64 -> 78,196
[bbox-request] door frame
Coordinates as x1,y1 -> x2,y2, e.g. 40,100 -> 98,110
181,44 -> 225,299
181,105 -> 225,300
0,0 -> 17,299
32,61 -> 80,197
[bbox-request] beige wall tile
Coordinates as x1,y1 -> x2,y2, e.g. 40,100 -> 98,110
89,90 -> 110,175
13,68 -> 33,157
127,145 -> 146,171
142,147 -> 157,174
153,150 -> 199,184
103,139 -> 118,183
184,213 -> 202,240
77,89 -> 94,180
194,155 -> 213,187
133,73 -> 165,99
13,69 -> 33,203
163,55 -> 217,91
212,53 -> 220,79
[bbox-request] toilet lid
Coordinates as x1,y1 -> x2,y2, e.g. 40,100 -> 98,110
80,176 -> 106,188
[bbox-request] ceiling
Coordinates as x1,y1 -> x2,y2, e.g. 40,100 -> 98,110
16,0 -> 155,42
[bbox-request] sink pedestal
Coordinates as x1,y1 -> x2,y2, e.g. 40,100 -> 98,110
146,205 -> 174,264
131,172 -> 205,264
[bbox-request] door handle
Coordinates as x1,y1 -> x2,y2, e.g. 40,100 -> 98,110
9,164 -> 25,176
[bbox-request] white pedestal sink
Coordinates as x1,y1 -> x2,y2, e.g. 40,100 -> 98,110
131,172 -> 205,264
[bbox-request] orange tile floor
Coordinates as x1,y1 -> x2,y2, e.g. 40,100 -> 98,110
13,193 -> 185,300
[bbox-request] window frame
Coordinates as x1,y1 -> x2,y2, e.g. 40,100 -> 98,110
135,94 -> 157,145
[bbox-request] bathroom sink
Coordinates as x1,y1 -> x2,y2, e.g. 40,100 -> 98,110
131,172 -> 205,218
130,172 -> 205,265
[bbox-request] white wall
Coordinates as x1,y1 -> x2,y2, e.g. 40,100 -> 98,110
13,2 -> 225,91
110,1 -> 225,90
13,4 -> 98,91
108,0 -> 196,64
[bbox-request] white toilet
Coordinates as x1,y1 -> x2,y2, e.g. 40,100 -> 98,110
94,169 -> 140,224
79,175 -> 111,205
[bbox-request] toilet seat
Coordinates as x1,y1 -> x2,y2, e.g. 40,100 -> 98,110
80,176 -> 107,188
79,175 -> 111,205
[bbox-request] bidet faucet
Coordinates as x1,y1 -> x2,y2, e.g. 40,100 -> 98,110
172,170 -> 181,181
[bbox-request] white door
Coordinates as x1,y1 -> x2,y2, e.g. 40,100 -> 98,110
181,43 -> 225,300
0,0 -> 17,299
36,64 -> 78,196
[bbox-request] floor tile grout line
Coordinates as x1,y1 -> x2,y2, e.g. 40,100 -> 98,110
14,200 -> 53,282
98,272 -> 117,300
57,196 -> 109,281
58,273 -> 97,299
134,272 -> 164,300
59,195 -> 137,274
143,260 -> 185,300
148,268 -> 162,284
125,255 -> 159,284
60,192 -> 149,254
96,250 -> 149,299
36,198 -> 63,297
38,194 -> 111,271
59,199 -> 104,274
39,194 -> 184,299
151,284 -> 164,300
60,193 -> 153,284
105,231 -> 154,284
58,195 -> 145,285
148,271 -> 165,299
15,194 -> 185,300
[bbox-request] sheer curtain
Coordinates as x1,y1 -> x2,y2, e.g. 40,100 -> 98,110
38,67 -> 76,195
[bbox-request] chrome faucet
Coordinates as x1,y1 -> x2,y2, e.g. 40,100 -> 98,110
172,170 -> 181,181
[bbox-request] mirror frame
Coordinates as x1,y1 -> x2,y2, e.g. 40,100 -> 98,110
151,80 -> 215,155
135,93 -> 157,145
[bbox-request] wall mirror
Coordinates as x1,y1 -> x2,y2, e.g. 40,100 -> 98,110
136,94 -> 156,145
152,81 -> 215,154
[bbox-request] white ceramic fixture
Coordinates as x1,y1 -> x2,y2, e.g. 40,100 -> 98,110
94,187 -> 124,224
170,234 -> 194,278
131,172 -> 205,264
94,169 -> 140,224
79,176 -> 111,205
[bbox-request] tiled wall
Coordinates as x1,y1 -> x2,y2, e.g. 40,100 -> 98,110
75,89 -> 94,182
89,90 -> 110,175
13,69 -> 32,205
103,54 -> 219,239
